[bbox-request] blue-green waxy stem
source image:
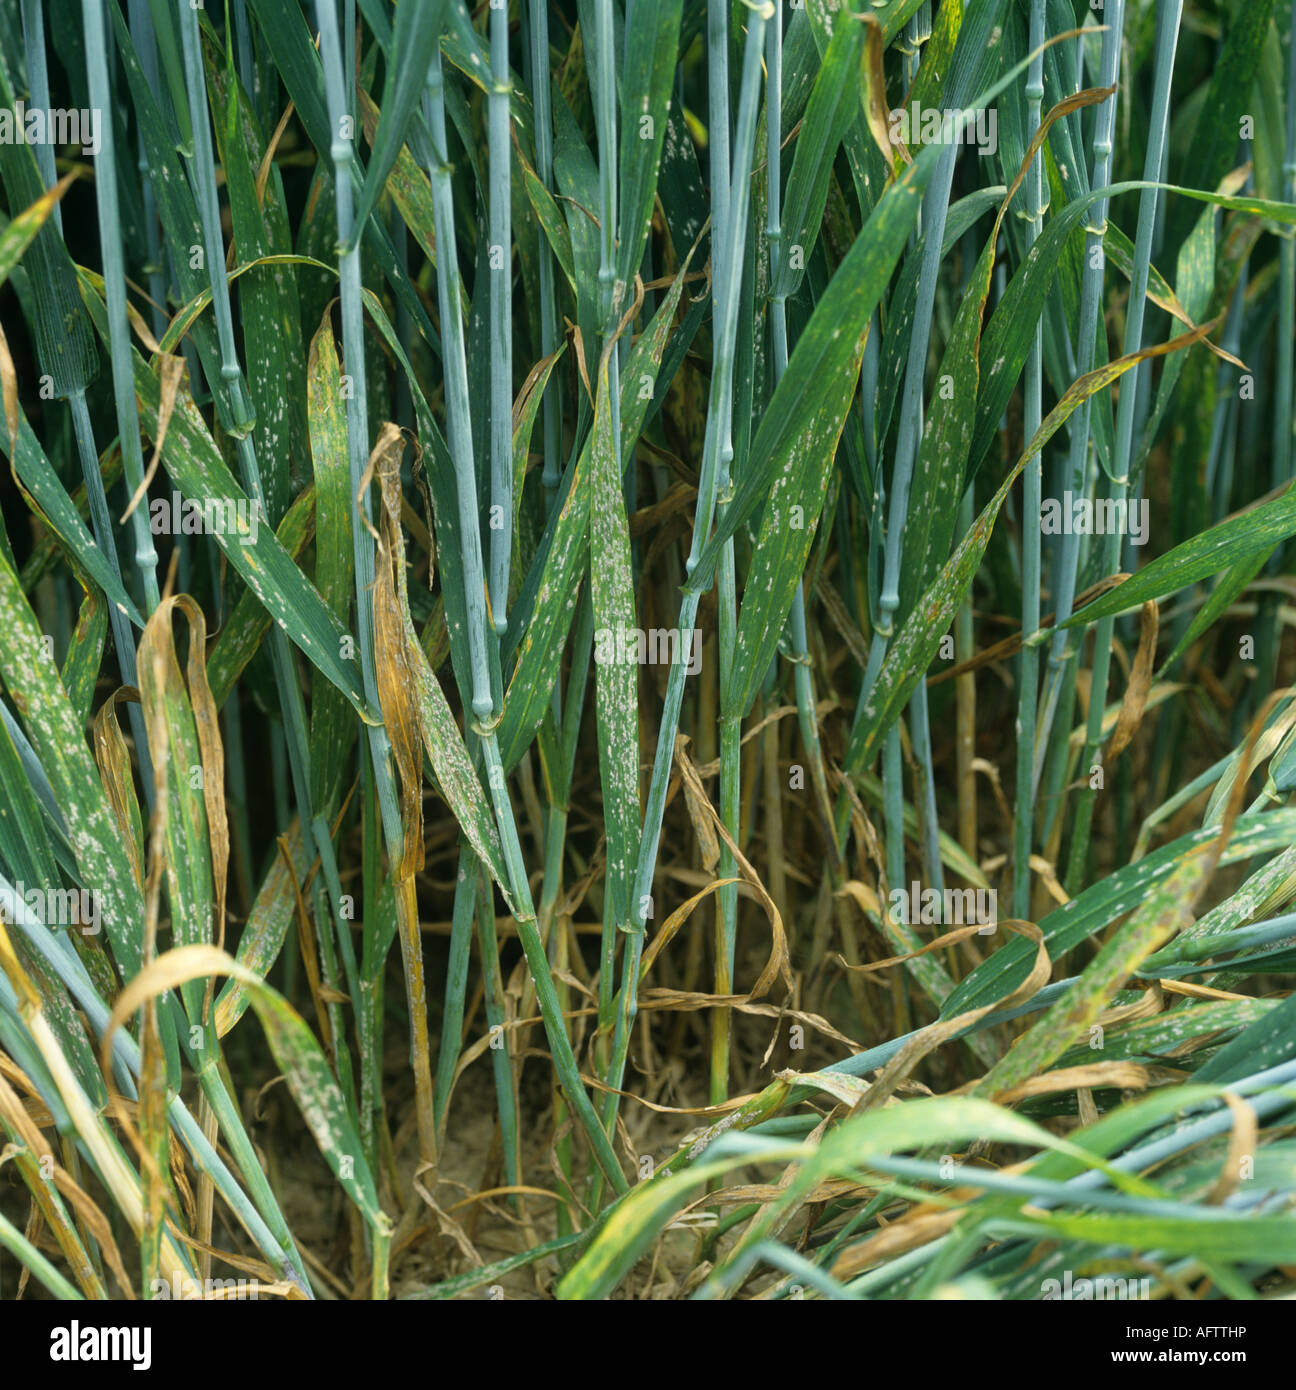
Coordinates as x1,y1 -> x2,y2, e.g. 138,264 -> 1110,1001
171,1 -> 364,1284
418,20 -> 627,1193
422,50 -> 496,723
488,0 -> 513,635
182,1 -> 360,1042
599,2 -> 772,1139
527,0 -> 563,499
1067,0 -> 1182,890
1012,0 -> 1047,920
764,0 -> 840,973
80,0 -> 161,616
46,0 -> 155,799
1034,0 -> 1125,795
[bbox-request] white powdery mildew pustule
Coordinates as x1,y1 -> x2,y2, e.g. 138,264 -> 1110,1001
303,1101 -> 333,1154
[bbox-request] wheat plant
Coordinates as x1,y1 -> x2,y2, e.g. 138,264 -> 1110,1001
0,0 -> 1295,1304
